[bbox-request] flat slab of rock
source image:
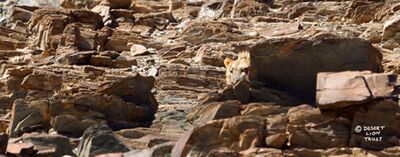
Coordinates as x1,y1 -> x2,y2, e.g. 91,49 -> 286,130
6,142 -> 35,156
316,71 -> 397,109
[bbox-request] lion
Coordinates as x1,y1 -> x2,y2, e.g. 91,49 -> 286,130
224,51 -> 250,85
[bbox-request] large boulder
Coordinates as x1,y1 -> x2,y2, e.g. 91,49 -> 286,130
98,73 -> 158,114
349,100 -> 400,150
8,100 -> 49,137
316,71 -> 396,109
76,124 -> 130,157
171,116 -> 266,157
22,133 -> 75,156
249,37 -> 383,102
49,94 -> 153,136
21,72 -> 62,91
241,103 -> 289,149
287,105 -> 351,149
50,113 -> 107,137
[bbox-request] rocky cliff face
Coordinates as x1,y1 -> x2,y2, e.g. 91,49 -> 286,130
0,0 -> 400,156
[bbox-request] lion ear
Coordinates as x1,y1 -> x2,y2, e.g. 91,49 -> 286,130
224,58 -> 233,68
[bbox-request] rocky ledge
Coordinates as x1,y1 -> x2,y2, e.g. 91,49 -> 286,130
0,0 -> 400,157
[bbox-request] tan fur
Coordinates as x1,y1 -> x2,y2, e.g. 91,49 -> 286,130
224,51 -> 250,85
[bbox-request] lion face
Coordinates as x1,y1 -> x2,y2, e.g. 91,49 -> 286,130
224,52 -> 250,85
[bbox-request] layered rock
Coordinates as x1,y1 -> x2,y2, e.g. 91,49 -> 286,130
1,0 -> 400,157
317,71 -> 396,109
382,14 -> 400,50
0,27 -> 27,50
287,105 -> 351,149
4,65 -> 158,137
28,8 -> 103,53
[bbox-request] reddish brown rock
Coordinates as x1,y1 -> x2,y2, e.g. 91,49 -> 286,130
21,73 -> 62,91
172,116 -> 266,157
187,100 -> 241,126
98,74 -> 158,113
0,1 -> 400,156
8,100 -> 49,137
90,55 -> 114,67
105,30 -> 150,52
287,105 -> 351,149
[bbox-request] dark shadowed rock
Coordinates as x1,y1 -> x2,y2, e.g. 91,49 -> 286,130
249,37 -> 383,102
8,99 -> 49,137
349,100 -> 400,150
0,133 -> 7,154
76,124 -> 130,157
22,133 -> 74,156
98,73 -> 158,113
